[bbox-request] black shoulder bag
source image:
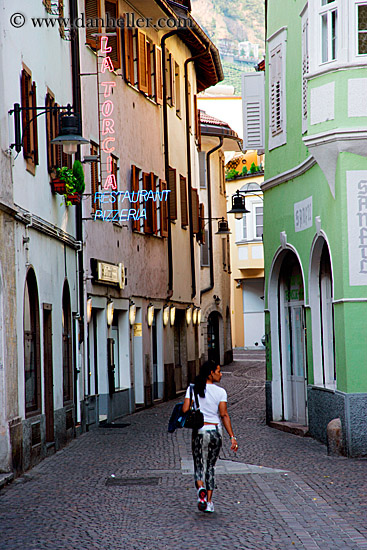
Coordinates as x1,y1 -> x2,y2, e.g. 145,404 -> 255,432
184,384 -> 204,430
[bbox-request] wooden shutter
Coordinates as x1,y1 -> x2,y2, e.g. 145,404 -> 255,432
201,231 -> 209,266
124,27 -> 134,84
90,143 -> 100,213
180,175 -> 188,227
146,40 -> 152,97
105,0 -> 120,69
137,30 -> 148,94
160,180 -> 168,237
168,167 -> 177,220
131,165 -> 140,231
151,173 -> 157,234
191,188 -> 199,234
199,203 -> 205,244
85,0 -> 100,49
58,0 -> 65,38
143,172 -> 153,234
194,95 -> 200,150
21,69 -> 31,161
242,72 -> 265,149
167,53 -> 175,106
154,46 -> 163,105
45,93 -> 53,174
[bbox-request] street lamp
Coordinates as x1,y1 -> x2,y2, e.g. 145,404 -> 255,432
163,305 -> 170,327
215,218 -> 231,238
147,303 -> 155,327
51,113 -> 89,155
106,299 -> 114,326
129,302 -> 136,326
227,190 -> 251,220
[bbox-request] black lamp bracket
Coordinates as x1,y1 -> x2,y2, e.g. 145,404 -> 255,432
9,103 -> 76,153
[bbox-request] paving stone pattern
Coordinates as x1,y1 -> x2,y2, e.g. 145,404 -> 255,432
1,350 -> 367,549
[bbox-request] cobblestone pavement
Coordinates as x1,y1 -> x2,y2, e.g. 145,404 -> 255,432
1,350 -> 367,549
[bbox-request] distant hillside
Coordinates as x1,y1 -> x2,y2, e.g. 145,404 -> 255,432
191,0 -> 265,94
191,0 -> 265,51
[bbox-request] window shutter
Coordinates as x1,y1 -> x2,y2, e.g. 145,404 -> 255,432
180,175 -> 188,227
270,46 -> 282,137
45,93 -> 53,174
154,46 -> 163,105
194,95 -> 201,150
302,16 -> 309,133
105,0 -> 120,69
85,0 -> 100,49
146,40 -> 152,97
199,203 -> 205,244
168,167 -> 177,220
143,172 -> 153,234
90,143 -> 100,213
242,72 -> 265,150
201,231 -> 209,266
191,188 -> 199,234
137,30 -> 148,94
160,180 -> 168,237
31,81 -> 39,166
21,69 -> 31,161
167,53 -> 175,106
131,165 -> 140,231
124,26 -> 134,84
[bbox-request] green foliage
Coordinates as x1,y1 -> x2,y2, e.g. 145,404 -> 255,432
250,162 -> 259,174
72,160 -> 85,194
241,166 -> 248,176
226,168 -> 238,180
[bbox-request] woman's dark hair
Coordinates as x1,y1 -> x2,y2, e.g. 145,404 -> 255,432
194,360 -> 218,397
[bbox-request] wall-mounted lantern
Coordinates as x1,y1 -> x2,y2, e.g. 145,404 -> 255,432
129,301 -> 136,326
186,306 -> 192,326
170,306 -> 176,326
163,305 -> 170,327
86,297 -> 92,324
147,303 -> 154,327
106,299 -> 114,326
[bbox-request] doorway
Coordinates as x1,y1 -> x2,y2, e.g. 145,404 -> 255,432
43,304 -> 54,443
279,254 -> 307,425
207,312 -> 220,365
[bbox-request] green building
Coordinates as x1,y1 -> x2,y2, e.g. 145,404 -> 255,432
261,0 -> 367,456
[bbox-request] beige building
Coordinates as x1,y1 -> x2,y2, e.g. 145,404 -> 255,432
198,111 -> 241,365
226,151 -> 265,349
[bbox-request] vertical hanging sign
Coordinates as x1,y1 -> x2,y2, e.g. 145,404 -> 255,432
98,36 -> 117,191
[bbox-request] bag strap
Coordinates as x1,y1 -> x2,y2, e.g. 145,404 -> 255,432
189,383 -> 200,410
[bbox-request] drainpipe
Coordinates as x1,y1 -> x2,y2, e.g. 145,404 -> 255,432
184,45 -> 210,299
201,136 -> 223,298
70,0 -> 84,419
161,30 -> 181,298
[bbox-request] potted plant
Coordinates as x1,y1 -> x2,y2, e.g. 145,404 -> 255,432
51,166 -> 72,195
64,161 -> 85,205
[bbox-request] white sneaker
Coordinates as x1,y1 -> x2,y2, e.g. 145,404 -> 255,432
205,501 -> 214,513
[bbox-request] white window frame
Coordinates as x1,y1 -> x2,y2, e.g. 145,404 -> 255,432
319,0 -> 338,65
242,214 -> 247,240
356,1 -> 367,57
268,28 -> 287,151
254,204 -> 263,240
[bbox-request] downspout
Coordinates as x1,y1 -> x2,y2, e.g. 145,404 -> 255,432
161,30 -> 180,298
70,0 -> 84,415
184,45 -> 210,299
201,136 -> 223,298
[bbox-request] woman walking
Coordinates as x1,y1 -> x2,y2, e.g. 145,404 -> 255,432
182,360 -> 238,513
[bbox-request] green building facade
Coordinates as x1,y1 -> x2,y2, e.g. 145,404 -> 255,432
263,0 -> 367,456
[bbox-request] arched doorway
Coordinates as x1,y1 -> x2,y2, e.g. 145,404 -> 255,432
62,282 -> 73,405
309,237 -> 335,388
207,312 -> 220,365
279,252 -> 307,424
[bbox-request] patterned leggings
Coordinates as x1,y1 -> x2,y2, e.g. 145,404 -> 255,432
192,429 -> 222,491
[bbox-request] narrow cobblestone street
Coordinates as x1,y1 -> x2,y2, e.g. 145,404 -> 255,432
1,350 -> 367,550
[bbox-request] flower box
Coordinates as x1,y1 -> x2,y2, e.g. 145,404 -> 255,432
66,193 -> 81,205
51,178 -> 67,195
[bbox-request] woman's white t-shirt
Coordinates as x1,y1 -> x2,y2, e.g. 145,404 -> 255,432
185,383 -> 227,425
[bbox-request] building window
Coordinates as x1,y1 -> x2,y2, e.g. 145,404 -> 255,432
143,172 -> 157,234
268,28 -> 287,150
255,206 -> 263,239
168,167 -> 177,220
201,230 -> 209,266
199,152 -> 206,188
243,214 -> 247,240
45,92 -> 71,176
319,245 -> 336,387
105,0 -> 121,69
62,282 -> 73,404
21,66 -> 39,173
320,0 -> 338,63
166,52 -> 175,107
24,269 -> 41,416
358,3 -> 367,54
